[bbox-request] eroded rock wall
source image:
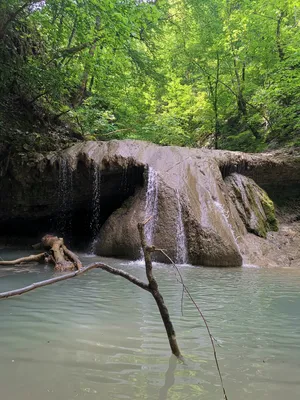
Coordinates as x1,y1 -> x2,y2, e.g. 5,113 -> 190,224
0,140 -> 298,266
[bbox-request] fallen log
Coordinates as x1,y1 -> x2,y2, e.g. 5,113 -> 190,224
42,235 -> 75,271
0,222 -> 182,359
62,245 -> 83,270
0,223 -> 229,398
0,235 -> 81,271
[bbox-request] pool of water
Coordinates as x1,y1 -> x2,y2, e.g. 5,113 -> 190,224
0,251 -> 300,400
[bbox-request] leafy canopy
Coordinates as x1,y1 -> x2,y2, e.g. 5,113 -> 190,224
1,0 -> 300,151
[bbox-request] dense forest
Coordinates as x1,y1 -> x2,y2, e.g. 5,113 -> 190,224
1,0 -> 300,153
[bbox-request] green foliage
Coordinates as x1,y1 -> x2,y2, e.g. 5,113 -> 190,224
0,0 -> 300,152
221,131 -> 267,153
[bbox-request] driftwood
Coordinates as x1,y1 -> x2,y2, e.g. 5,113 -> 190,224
0,253 -> 45,265
0,221 -> 231,398
0,263 -> 150,299
0,235 -> 82,271
0,222 -> 182,358
137,221 -> 182,358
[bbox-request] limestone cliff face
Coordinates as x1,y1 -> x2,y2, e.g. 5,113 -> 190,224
0,140 -> 298,267
73,141 -> 245,266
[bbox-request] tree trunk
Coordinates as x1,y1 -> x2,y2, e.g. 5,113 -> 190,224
276,11 -> 285,62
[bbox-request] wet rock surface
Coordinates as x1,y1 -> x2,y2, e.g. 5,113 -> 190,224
0,140 -> 299,267
225,173 -> 278,238
239,221 -> 300,268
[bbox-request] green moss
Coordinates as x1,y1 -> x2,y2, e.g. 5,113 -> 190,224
249,185 -> 278,237
260,191 -> 279,232
254,218 -> 267,238
227,174 -> 279,239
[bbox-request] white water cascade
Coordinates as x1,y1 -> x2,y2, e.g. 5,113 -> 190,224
145,167 -> 159,245
176,190 -> 188,264
57,159 -> 73,237
214,200 -> 242,255
90,163 -> 101,250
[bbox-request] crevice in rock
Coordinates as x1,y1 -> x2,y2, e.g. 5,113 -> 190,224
219,160 -> 250,179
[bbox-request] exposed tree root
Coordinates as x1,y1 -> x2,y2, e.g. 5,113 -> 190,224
0,223 -> 182,359
0,223 -> 229,398
0,235 -> 82,271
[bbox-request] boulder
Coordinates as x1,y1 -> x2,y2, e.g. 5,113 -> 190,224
225,173 -> 278,238
0,140 -> 299,267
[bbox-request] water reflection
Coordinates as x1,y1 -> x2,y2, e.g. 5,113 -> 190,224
0,252 -> 300,400
158,355 -> 177,400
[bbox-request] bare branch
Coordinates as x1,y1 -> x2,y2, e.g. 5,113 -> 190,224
0,253 -> 45,265
138,221 -> 157,290
0,262 -> 149,300
0,225 -> 182,360
62,245 -> 83,270
158,249 -> 228,400
138,220 -> 182,359
94,263 -> 150,292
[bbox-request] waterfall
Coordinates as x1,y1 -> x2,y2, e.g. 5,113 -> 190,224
176,190 -> 188,264
121,166 -> 129,196
214,200 -> 241,253
199,190 -> 210,227
90,163 -> 101,249
57,159 -> 73,237
145,167 -> 159,245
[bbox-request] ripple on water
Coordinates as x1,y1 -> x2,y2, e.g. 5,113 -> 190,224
0,252 -> 300,400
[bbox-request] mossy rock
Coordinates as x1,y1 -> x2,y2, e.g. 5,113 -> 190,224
225,173 -> 278,238
259,190 -> 279,233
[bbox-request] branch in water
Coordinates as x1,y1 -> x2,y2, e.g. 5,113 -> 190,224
0,262 -> 149,299
0,253 -> 45,265
0,221 -> 182,360
157,248 -> 228,400
0,219 -> 228,391
138,219 -> 182,359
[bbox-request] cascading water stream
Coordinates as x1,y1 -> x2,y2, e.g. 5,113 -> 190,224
213,199 -> 242,255
57,159 -> 73,237
120,166 -> 129,196
198,189 -> 210,228
176,190 -> 188,264
90,163 -> 101,252
145,167 -> 159,245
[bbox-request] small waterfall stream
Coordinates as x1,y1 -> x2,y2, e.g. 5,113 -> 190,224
213,200 -> 242,254
57,159 -> 73,237
145,167 -> 159,245
120,166 -> 129,196
176,190 -> 188,264
198,188 -> 210,227
90,163 -> 101,251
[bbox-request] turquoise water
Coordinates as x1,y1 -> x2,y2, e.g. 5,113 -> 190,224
0,251 -> 300,400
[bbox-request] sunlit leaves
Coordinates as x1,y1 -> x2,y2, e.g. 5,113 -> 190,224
1,0 -> 300,150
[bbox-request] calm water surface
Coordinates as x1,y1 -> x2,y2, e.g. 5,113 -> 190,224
0,250 -> 300,400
